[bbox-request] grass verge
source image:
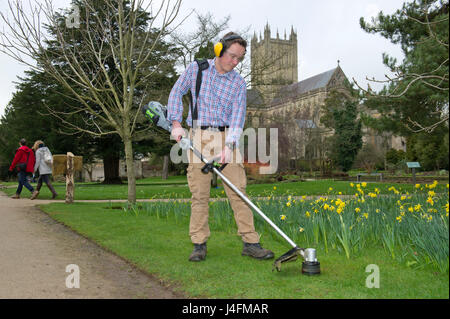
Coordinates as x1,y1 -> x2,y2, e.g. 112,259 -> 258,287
40,202 -> 449,299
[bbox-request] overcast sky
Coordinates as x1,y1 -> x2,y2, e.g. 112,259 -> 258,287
0,0 -> 409,117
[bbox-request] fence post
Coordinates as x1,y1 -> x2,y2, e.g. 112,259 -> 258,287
65,152 -> 75,204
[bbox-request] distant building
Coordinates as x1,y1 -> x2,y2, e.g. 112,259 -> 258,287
246,23 -> 405,170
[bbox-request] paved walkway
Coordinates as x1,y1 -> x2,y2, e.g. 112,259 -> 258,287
0,191 -> 184,299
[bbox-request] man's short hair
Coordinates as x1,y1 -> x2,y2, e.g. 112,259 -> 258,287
223,32 -> 247,50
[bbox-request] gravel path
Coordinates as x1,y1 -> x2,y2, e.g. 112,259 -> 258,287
0,191 -> 185,299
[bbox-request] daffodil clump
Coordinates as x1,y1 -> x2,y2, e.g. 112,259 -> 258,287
252,180 -> 449,273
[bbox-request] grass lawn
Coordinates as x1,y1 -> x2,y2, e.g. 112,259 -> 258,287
2,176 -> 448,200
40,202 -> 449,299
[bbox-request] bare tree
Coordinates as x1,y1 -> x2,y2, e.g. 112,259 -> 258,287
170,11 -> 230,68
0,0 -> 184,203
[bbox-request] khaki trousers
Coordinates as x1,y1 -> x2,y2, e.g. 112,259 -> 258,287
187,129 -> 260,244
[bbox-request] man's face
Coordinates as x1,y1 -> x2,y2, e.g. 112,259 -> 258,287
217,43 -> 246,74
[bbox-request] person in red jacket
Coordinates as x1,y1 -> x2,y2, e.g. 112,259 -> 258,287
9,138 -> 36,199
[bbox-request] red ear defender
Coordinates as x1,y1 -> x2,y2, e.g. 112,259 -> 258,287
214,34 -> 244,57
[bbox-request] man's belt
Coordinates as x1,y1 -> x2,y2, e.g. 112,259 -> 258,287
200,126 -> 229,132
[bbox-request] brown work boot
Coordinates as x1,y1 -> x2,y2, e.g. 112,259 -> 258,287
11,193 -> 20,199
30,190 -> 39,200
188,243 -> 207,262
242,242 -> 274,260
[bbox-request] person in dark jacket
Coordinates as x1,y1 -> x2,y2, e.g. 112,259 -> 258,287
9,138 -> 36,199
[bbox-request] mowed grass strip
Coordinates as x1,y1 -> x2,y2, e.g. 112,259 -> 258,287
40,202 -> 449,299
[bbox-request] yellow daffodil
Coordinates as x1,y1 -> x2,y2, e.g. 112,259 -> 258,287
414,204 -> 422,212
299,227 -> 304,233
280,215 -> 286,221
328,187 -> 333,191
376,209 -> 380,213
286,202 -> 291,207
415,184 -> 421,189
363,213 -> 369,219
305,211 -> 311,218
428,190 -> 435,197
408,207 -> 414,213
427,197 -> 434,206
355,207 -> 361,213
361,182 -> 367,188
350,183 -> 354,187
396,216 -> 402,223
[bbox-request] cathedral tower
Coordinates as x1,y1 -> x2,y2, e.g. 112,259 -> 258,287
251,23 -> 298,101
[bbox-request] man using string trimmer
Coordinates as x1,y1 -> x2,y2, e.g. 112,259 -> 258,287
166,32 -> 274,262
144,33 -> 321,274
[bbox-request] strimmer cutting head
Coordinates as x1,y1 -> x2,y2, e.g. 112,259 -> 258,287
301,248 -> 321,275
272,247 -> 320,275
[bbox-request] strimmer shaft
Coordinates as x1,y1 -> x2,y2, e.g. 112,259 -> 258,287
184,139 -> 298,249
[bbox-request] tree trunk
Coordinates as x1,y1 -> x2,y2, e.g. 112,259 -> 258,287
123,134 -> 136,204
103,153 -> 122,184
162,155 -> 169,180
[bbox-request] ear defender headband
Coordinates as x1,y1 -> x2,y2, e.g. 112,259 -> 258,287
214,34 -> 244,58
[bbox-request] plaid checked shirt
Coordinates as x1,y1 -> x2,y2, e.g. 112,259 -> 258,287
167,58 -> 247,146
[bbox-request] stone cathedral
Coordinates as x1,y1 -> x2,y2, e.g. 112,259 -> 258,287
246,23 -> 405,170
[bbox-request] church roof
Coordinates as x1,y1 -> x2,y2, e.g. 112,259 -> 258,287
272,67 -> 338,105
247,88 -> 265,108
247,66 -> 345,108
